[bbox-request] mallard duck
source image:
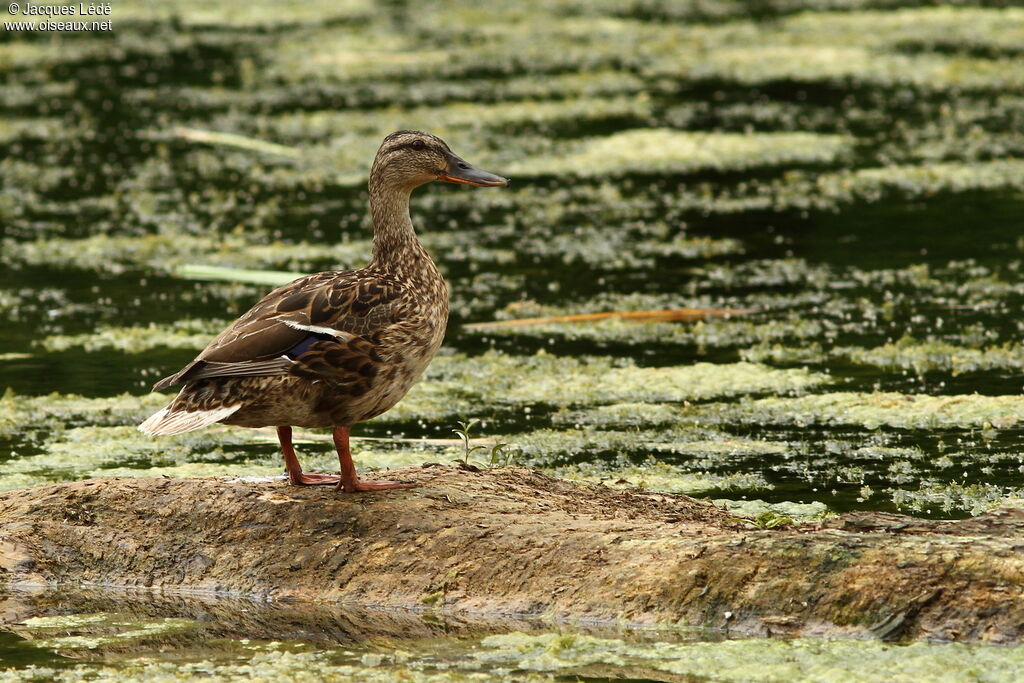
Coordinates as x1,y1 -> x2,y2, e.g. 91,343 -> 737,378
139,131 -> 508,492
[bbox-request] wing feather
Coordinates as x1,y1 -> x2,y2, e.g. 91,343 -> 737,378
151,269 -> 405,391
138,404 -> 241,436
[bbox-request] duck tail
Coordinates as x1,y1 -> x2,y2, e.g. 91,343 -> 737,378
138,403 -> 241,436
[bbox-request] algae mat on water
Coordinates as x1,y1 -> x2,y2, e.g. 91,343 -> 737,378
4,631 -> 1024,681
0,356 -> 821,494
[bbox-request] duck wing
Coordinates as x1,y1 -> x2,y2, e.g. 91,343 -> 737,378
152,270 -> 404,392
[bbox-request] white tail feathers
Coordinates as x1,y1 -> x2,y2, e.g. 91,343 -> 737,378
138,404 -> 241,436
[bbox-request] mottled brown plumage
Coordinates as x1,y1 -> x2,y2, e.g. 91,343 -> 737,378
140,131 -> 508,492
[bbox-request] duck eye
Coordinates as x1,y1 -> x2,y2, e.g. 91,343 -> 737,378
411,139 -> 426,151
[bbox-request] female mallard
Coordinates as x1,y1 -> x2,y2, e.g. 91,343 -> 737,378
140,131 -> 508,492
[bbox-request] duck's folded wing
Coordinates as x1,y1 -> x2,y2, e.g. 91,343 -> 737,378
152,272 -> 404,391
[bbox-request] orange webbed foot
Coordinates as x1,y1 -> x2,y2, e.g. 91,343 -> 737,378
337,479 -> 417,493
289,472 -> 342,486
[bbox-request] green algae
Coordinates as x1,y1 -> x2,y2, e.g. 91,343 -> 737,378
502,425 -> 794,493
39,320 -> 227,354
741,343 -> 829,366
0,425 -> 253,490
259,95 -> 654,144
847,337 -> 1024,375
512,229 -> 743,268
0,410 -> 782,492
21,614 -> 200,652
0,350 -> 822,492
0,391 -> 170,438
890,481 -> 1024,516
5,628 -> 1024,682
0,288 -> 81,325
0,651 -> 429,683
0,119 -> 64,145
557,461 -> 772,495
511,425 -> 755,459
664,45 -> 1024,92
433,156 -> 1024,226
258,5 -> 1024,97
714,498 -> 831,521
483,290 -> 809,325
815,159 -> 1024,204
552,402 -> 685,429
508,129 -> 849,178
466,314 -> 828,350
171,68 -> 648,126
0,160 -> 75,196
0,417 -> 447,490
644,9 -> 1024,92
1,233 -> 371,276
743,337 -> 1024,375
474,632 -> 1024,681
19,614 -> 117,630
690,392 -> 1024,430
266,14 -> 662,86
6,220 -> 723,278
91,462 -> 283,481
391,352 -> 830,421
783,8 -> 1024,54
45,0 -> 374,29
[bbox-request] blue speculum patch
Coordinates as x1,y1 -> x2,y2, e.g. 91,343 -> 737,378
285,332 -> 337,359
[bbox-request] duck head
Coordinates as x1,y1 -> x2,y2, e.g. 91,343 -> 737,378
371,130 -> 509,190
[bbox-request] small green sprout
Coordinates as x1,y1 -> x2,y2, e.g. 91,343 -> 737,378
451,420 -> 520,467
489,442 -> 521,468
453,419 -> 487,464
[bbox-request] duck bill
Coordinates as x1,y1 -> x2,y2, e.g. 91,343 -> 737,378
438,152 -> 509,187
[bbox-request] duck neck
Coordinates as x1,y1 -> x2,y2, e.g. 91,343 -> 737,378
368,179 -> 429,271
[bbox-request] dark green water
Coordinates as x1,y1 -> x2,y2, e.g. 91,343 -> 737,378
3,0 -> 1024,678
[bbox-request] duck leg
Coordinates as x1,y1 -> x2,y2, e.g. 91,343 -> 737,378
278,426 -> 341,485
334,426 -> 416,493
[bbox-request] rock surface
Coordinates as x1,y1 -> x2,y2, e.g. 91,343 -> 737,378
1,465 -> 1022,643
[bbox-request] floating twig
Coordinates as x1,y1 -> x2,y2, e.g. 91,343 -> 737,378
174,264 -> 302,286
172,126 -> 301,158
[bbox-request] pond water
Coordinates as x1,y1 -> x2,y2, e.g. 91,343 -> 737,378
2,0 -> 1024,679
